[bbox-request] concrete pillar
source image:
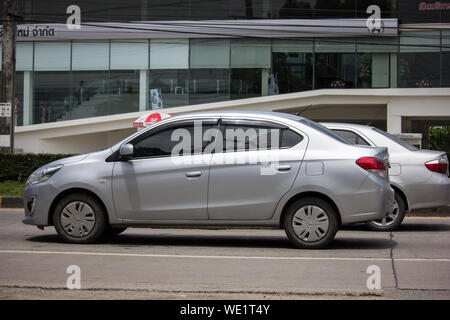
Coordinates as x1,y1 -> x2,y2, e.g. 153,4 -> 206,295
23,71 -> 33,125
390,53 -> 397,88
372,53 -> 389,88
387,102 -> 402,134
261,68 -> 269,96
139,69 -> 148,111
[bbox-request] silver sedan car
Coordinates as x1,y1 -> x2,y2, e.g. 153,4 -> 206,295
323,123 -> 450,231
23,111 -> 394,249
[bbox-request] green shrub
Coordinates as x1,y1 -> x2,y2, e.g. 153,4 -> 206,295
0,153 -> 76,182
429,126 -> 450,160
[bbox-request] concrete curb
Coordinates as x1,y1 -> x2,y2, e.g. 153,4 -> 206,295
0,197 -> 24,209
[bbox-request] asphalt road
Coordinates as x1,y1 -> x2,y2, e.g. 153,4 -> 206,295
0,208 -> 449,299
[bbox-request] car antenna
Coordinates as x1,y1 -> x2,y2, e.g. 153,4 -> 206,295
296,104 -> 312,117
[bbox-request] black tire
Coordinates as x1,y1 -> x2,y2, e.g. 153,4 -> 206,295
104,226 -> 127,237
284,197 -> 339,249
53,193 -> 107,244
366,192 -> 406,231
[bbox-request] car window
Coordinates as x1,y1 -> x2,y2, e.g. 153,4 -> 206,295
298,118 -> 352,145
221,124 -> 303,152
332,129 -> 371,146
372,127 -> 418,151
133,122 -> 217,158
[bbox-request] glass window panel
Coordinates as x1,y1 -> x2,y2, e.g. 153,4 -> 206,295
442,31 -> 450,52
398,52 -> 440,88
356,37 -> 398,53
400,32 -> 440,53
34,42 -> 71,71
72,41 -> 110,70
442,52 -> 450,87
109,70 -> 140,115
149,69 -> 189,108
315,53 -> 356,88
272,52 -> 313,93
150,39 -> 189,69
231,69 -> 262,99
189,69 -> 230,105
17,42 -> 33,71
110,40 -> 149,70
33,71 -> 71,124
356,53 -> 390,88
356,0 -> 397,18
315,38 -> 356,53
230,39 -> 270,68
190,39 -> 230,68
272,39 -> 313,53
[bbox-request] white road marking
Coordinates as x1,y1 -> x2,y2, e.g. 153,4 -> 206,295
0,250 -> 449,262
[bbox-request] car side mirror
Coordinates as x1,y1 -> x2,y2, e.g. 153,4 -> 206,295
119,143 -> 134,160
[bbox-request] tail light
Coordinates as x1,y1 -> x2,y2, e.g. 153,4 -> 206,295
356,157 -> 388,180
425,157 -> 449,175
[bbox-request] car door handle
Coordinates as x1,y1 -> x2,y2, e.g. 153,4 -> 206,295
275,165 -> 291,172
185,171 -> 202,178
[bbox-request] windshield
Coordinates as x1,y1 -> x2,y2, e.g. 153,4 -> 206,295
372,128 -> 418,151
298,118 -> 352,145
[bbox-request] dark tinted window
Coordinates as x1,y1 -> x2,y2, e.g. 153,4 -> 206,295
133,122 -> 217,158
222,124 -> 303,152
332,129 -> 371,146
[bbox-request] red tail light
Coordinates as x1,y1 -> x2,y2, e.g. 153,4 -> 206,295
356,157 -> 386,171
356,157 -> 388,180
425,157 -> 448,175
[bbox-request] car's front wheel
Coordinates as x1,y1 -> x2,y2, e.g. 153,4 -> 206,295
366,192 -> 406,231
284,197 -> 339,249
53,193 -> 107,243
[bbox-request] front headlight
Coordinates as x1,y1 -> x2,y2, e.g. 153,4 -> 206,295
27,164 -> 64,185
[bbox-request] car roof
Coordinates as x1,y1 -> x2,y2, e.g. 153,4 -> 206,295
321,122 -> 375,130
171,110 -> 306,122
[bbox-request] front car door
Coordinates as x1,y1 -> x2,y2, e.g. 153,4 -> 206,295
207,118 -> 307,220
112,118 -> 219,221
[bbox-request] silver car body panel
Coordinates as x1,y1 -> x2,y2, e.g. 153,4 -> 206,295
23,111 -> 394,229
323,122 -> 450,211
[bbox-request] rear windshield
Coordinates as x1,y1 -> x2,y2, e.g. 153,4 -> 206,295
298,118 -> 352,145
372,128 -> 418,151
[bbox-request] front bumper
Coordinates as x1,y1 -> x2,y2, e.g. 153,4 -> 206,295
23,181 -> 61,226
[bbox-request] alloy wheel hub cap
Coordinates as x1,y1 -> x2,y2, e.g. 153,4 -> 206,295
292,205 -> 329,242
61,201 -> 96,238
372,200 -> 399,227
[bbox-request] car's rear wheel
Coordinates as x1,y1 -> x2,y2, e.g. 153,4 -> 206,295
284,197 -> 339,249
366,192 -> 406,231
53,193 -> 106,243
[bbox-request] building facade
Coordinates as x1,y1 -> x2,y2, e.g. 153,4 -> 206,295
1,0 -> 449,153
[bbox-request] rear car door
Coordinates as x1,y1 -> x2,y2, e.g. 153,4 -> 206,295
112,118 -> 219,221
207,118 -> 307,220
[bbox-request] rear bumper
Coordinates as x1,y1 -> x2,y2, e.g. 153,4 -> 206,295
339,177 -> 395,225
406,174 -> 450,211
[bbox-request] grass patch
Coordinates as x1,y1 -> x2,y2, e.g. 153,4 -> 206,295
0,181 -> 26,197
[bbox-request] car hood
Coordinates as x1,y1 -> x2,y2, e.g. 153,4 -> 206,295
48,154 -> 90,166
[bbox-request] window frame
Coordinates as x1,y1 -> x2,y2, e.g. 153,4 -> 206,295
130,118 -> 220,160
218,118 -> 303,153
329,128 -> 374,146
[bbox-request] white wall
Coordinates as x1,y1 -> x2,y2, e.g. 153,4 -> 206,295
15,88 -> 450,154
